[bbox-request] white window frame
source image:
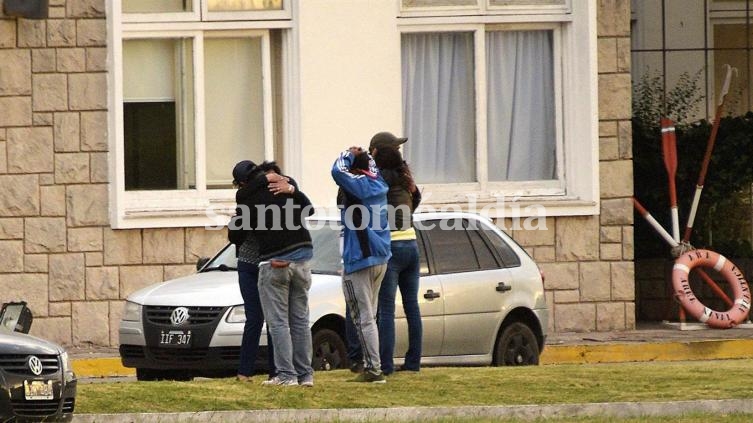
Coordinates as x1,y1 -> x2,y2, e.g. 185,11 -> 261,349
107,0 -> 295,229
398,1 -> 598,218
398,0 -> 571,18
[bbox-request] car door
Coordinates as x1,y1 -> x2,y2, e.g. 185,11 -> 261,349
393,229 -> 444,357
422,218 -> 514,356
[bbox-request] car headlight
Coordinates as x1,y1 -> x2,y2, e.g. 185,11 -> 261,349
226,305 -> 246,323
60,351 -> 75,383
122,301 -> 142,322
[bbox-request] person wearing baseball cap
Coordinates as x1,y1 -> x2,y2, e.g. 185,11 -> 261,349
368,131 -> 407,155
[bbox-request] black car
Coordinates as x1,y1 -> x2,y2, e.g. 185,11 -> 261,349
0,303 -> 77,422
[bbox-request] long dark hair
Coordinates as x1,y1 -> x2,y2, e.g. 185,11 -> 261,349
374,146 -> 416,193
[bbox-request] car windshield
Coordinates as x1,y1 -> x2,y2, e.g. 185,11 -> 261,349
202,220 -> 343,275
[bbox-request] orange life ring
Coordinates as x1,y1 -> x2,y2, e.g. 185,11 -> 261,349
672,249 -> 751,328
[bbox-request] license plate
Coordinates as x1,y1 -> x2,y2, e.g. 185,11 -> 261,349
24,380 -> 53,400
159,330 -> 192,347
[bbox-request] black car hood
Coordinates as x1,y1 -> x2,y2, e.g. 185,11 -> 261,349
0,329 -> 63,355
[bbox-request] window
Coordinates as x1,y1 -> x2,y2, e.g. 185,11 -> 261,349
481,224 -> 521,267
398,1 -> 598,216
421,219 -> 501,274
109,0 -> 293,228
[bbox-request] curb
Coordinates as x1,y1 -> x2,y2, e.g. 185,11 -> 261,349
72,338 -> 753,378
71,399 -> 753,422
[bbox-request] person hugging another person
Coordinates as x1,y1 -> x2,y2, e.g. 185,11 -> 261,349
331,147 -> 392,383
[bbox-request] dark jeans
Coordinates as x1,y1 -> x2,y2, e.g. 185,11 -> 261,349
377,240 -> 422,374
237,260 -> 275,377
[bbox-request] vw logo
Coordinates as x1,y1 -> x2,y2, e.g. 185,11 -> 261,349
28,356 -> 43,376
170,307 -> 190,326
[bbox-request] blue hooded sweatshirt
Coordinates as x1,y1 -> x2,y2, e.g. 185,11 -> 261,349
331,150 -> 392,274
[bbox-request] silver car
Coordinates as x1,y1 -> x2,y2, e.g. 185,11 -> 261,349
119,212 -> 548,380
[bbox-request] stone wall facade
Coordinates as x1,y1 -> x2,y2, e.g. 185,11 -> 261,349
0,0 -> 635,347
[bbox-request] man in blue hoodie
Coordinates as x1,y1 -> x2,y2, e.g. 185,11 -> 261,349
331,147 -> 391,383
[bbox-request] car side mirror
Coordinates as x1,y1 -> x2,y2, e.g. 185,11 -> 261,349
0,301 -> 33,334
196,257 -> 211,271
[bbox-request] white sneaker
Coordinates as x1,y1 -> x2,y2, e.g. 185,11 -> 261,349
298,376 -> 314,387
261,376 -> 298,387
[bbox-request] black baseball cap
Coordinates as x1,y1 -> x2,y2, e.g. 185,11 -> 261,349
231,160 -> 257,185
369,131 -> 407,151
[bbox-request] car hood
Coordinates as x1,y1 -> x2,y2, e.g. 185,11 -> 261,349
127,271 -> 243,307
0,329 -> 63,355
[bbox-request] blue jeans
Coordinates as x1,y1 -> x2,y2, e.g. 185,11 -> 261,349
377,240 -> 422,374
237,261 -> 275,377
258,261 -> 314,382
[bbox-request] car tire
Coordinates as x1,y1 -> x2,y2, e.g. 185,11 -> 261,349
494,322 -> 540,366
136,368 -> 193,381
311,328 -> 348,371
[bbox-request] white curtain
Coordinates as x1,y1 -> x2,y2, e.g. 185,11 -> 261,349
487,30 -> 556,181
402,32 -> 476,184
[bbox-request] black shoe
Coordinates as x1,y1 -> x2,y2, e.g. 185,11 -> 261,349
353,369 -> 386,383
350,361 -> 364,374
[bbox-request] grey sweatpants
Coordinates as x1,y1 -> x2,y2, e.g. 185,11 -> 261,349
342,264 -> 387,372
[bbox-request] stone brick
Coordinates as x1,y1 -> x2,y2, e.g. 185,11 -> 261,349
7,127 -> 53,173
103,228 -> 142,265
69,73 -> 106,110
72,301 -> 109,346
76,19 -> 105,46
25,217 -> 67,253
611,261 -> 635,301
0,274 -> 49,318
164,265 -> 195,281
85,252 -> 103,267
600,198 -> 633,225
66,184 -> 108,226
0,175 -> 39,216
47,19 -> 76,47
600,226 -> 622,243
596,302 -> 625,331
0,218 -> 24,239
25,254 -> 48,273
49,6 -> 66,18
597,37 -> 617,73
0,240 -> 24,272
81,111 -> 107,151
598,74 -> 632,120
55,153 -> 90,183
580,262 -> 612,301
33,73 -> 68,111
622,226 -> 634,260
554,303 -> 596,332
0,20 -> 16,47
512,217 -> 554,246
533,245 -> 555,263
544,291 -> 555,333
143,228 -> 185,264
49,302 -> 71,317
40,173 -> 56,185
32,48 -> 56,72
18,19 -> 46,48
599,137 -> 619,161
90,152 -> 107,182
538,262 -> 579,290
555,216 -> 600,261
57,48 -> 86,72
109,300 -> 124,346
185,228 -> 228,262
598,0 -> 630,37
0,50 -> 31,95
599,121 -> 617,137
41,185 -> 66,216
49,253 -> 86,301
54,112 -> 80,152
618,119 -> 633,159
68,227 -> 102,252
0,97 -> 32,126
68,0 -> 106,17
625,302 -> 636,329
120,265 -> 163,298
0,141 -> 5,173
600,243 -> 622,261
31,317 -> 71,346
553,289 -> 580,304
616,37 -> 631,72
33,112 -> 53,126
86,47 -> 107,71
86,266 -> 119,299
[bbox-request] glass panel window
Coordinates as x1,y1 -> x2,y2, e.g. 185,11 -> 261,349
402,32 -> 476,183
490,0 -> 565,5
486,30 -> 556,181
123,0 -> 191,13
204,37 -> 265,189
403,0 -> 477,6
123,38 -> 195,191
424,219 -> 479,274
467,227 -> 499,270
208,0 -> 282,11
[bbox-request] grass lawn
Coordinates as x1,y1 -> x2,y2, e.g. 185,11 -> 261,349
76,359 -> 753,417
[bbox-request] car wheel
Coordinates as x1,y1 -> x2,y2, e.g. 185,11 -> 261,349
311,328 -> 348,371
136,368 -> 193,381
494,322 -> 540,366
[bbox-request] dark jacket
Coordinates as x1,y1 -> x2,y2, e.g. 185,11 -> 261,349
235,173 -> 315,260
380,168 -> 421,231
